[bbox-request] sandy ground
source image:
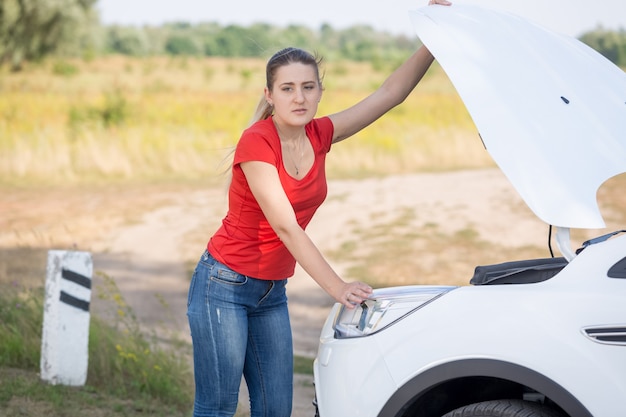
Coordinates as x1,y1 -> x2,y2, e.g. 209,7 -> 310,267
2,169 -> 549,416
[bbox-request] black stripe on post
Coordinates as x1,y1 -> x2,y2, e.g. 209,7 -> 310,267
60,291 -> 90,312
61,268 -> 91,289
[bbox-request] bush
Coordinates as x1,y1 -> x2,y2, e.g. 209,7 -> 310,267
68,89 -> 129,130
165,36 -> 199,56
52,61 -> 79,77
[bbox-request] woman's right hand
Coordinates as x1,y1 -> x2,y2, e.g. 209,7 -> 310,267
336,281 -> 373,309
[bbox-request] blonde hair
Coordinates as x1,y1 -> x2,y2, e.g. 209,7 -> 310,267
248,95 -> 274,128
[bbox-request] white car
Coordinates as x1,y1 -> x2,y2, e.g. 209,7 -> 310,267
313,5 -> 626,417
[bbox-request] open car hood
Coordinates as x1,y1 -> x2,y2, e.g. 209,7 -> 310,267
410,4 -> 626,229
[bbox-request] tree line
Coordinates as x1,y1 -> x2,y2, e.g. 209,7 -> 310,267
2,0 -> 625,70
104,21 -> 419,64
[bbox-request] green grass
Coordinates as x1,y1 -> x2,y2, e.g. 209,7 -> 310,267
87,273 -> 192,408
0,367 -> 183,416
293,355 -> 315,375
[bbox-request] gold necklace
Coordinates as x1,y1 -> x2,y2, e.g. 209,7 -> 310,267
275,122 -> 306,176
288,136 -> 305,176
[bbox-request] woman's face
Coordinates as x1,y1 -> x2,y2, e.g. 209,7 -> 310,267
265,62 -> 322,128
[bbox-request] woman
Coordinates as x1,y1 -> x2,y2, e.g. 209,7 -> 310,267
187,1 -> 451,415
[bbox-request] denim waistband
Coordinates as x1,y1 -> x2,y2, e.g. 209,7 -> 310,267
201,249 -> 286,283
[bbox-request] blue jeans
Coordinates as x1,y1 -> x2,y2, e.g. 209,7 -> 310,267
186,250 -> 293,417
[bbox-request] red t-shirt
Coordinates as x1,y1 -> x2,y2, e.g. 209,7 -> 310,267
207,116 -> 334,279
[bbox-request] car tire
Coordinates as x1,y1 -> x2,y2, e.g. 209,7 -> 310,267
442,399 -> 565,417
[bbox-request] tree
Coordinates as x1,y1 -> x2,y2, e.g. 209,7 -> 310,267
580,26 -> 626,68
165,35 -> 199,56
105,25 -> 151,56
0,0 -> 98,70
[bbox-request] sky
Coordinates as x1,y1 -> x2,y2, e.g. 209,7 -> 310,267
97,0 -> 626,39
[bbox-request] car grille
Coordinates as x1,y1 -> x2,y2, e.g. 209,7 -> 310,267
583,326 -> 626,346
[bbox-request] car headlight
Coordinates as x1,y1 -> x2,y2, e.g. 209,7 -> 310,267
333,286 -> 456,339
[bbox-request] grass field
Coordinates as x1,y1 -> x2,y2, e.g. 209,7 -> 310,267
0,55 -> 492,186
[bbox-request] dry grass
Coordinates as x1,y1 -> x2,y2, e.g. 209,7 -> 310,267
0,56 -> 489,186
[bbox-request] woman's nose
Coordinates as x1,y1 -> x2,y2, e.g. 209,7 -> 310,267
294,88 -> 305,102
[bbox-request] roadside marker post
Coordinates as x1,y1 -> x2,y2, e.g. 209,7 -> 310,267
41,250 -> 93,386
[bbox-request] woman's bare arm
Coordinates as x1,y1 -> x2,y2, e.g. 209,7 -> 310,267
329,44 -> 435,143
240,160 -> 372,308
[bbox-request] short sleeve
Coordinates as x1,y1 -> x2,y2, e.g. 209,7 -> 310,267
233,122 -> 278,167
310,116 -> 334,154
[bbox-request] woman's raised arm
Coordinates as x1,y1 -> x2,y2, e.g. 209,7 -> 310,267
329,46 -> 434,143
329,0 -> 451,143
